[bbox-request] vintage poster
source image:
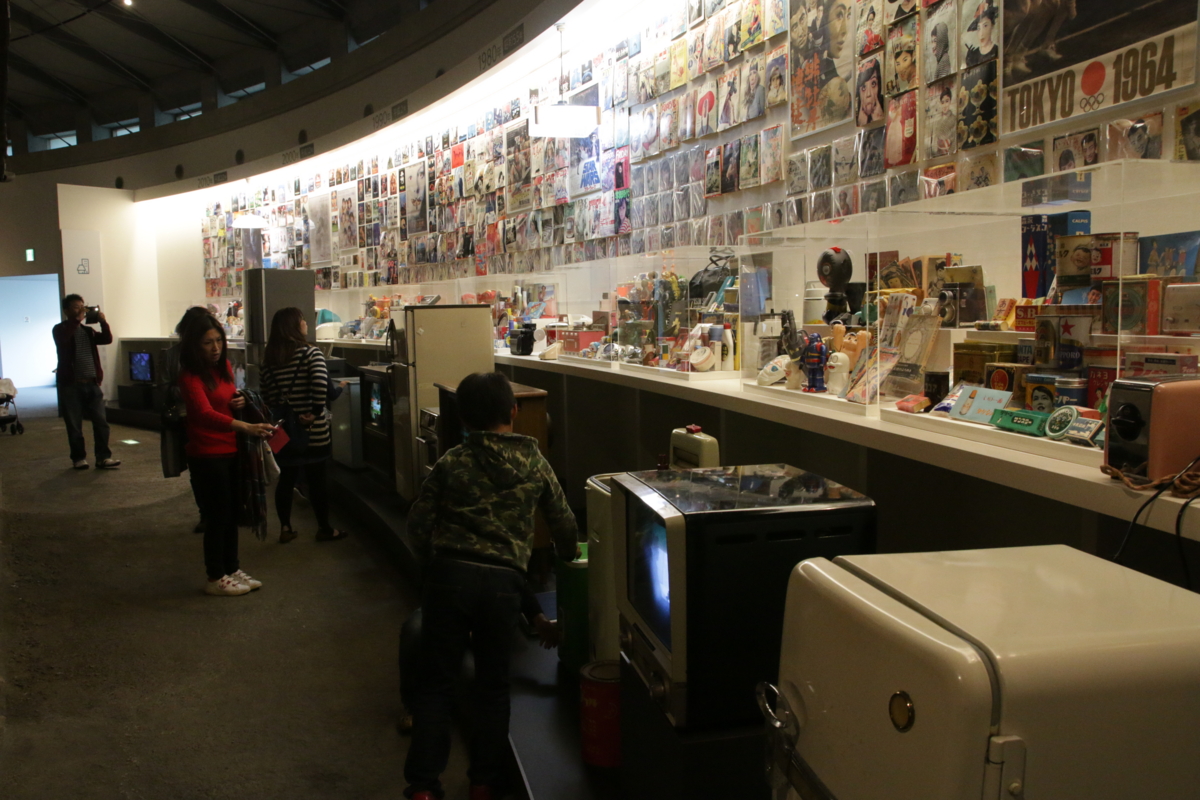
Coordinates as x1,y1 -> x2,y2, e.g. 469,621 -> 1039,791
690,0 -> 706,27
924,0 -> 955,82
856,55 -> 884,124
786,149 -> 809,193
960,0 -> 997,69
705,145 -> 724,196
924,78 -> 956,159
741,0 -> 765,50
960,150 -> 999,190
810,189 -> 832,221
1139,231 -> 1200,277
697,78 -> 719,136
834,183 -> 859,216
859,124 -> 886,176
724,1 -> 744,60
670,38 -> 689,89
833,132 -> 860,184
704,13 -> 726,72
680,90 -> 697,140
884,89 -> 917,167
809,143 -> 832,188
861,178 -> 887,210
958,60 -> 997,150
1051,128 -> 1099,171
1002,0 -> 1197,135
890,168 -> 919,205
743,54 -> 768,120
857,0 -> 884,55
1176,103 -> 1200,159
718,68 -> 742,131
688,28 -> 706,80
309,193 -> 331,263
761,125 -> 784,182
887,0 -> 917,24
766,45 -> 789,105
1108,112 -> 1163,159
340,189 -> 360,248
740,133 -> 761,188
722,138 -> 742,192
789,0 -> 855,137
660,98 -> 681,149
921,163 -> 957,197
765,0 -> 788,39
1004,139 -> 1044,181
885,15 -> 919,96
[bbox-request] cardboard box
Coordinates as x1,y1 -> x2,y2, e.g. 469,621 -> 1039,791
1162,283 -> 1200,334
1015,304 -> 1040,332
1125,353 -> 1199,377
1087,365 -> 1117,409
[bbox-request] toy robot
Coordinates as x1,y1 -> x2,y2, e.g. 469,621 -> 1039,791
801,332 -> 829,393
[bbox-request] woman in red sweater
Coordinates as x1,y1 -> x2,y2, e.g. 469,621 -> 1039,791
178,316 -> 276,596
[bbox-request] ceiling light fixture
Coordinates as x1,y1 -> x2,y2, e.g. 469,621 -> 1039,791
529,23 -> 599,139
123,0 -> 133,6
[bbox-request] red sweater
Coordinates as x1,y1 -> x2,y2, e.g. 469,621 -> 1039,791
179,366 -> 237,457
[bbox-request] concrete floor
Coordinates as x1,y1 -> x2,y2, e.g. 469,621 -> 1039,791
0,411 -> 472,799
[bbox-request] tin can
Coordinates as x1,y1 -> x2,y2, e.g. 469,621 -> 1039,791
1055,376 -> 1088,407
1034,316 -> 1059,367
1026,373 -> 1059,413
1017,337 -> 1035,365
579,660 -> 621,767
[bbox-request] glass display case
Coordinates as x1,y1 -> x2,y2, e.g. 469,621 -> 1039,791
741,159 -> 1200,467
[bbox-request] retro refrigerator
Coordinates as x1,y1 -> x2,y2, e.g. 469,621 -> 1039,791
763,545 -> 1200,800
390,305 -> 493,501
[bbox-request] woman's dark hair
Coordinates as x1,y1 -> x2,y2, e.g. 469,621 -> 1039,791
175,306 -> 214,336
857,58 -> 882,98
1058,148 -> 1075,169
457,372 -> 515,431
179,314 -> 231,390
263,307 -> 308,371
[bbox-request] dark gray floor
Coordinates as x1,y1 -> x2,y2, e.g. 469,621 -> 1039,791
0,413 -> 471,799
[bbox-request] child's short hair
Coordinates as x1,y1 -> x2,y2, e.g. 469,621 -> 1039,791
457,371 -> 516,431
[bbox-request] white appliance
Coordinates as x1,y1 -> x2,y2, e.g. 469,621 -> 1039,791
390,305 -> 494,500
585,474 -> 622,662
762,545 -> 1200,800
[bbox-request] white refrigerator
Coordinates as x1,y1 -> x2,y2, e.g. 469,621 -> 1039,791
764,545 -> 1200,800
390,304 -> 494,501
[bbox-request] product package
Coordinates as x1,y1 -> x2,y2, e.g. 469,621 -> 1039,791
953,341 -> 1017,385
1101,277 -> 1164,335
1125,353 -> 1199,377
985,362 -> 1035,409
949,386 -> 1015,425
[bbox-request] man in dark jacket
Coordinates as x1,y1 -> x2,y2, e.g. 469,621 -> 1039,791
52,294 -> 120,470
404,371 -> 578,800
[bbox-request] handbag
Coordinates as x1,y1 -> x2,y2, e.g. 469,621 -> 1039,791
688,254 -> 735,303
268,352 -> 311,459
160,385 -> 188,478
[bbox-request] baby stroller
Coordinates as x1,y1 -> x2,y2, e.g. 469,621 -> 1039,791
0,379 -> 24,435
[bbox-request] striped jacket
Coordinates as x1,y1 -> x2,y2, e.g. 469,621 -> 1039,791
260,345 -> 332,449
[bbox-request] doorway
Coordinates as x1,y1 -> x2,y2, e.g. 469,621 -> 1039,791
0,274 -> 62,388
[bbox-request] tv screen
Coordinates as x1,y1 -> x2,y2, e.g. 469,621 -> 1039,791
369,382 -> 384,426
628,493 -> 672,650
129,351 -> 154,383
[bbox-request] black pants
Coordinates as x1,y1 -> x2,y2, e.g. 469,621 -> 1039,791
275,456 -> 332,533
59,382 -> 111,462
188,456 -> 240,580
404,558 -> 524,797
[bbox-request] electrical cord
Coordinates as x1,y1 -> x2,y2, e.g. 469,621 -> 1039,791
1107,454 -> 1200,588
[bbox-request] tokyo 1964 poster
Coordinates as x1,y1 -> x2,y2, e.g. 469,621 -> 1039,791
1002,0 -> 1197,134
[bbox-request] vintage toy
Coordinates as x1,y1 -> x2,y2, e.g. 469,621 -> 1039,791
825,350 -> 851,395
756,354 -> 790,385
801,333 -> 829,393
817,247 -> 854,325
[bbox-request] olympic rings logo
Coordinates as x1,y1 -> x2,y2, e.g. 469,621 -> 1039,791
1079,93 -> 1105,112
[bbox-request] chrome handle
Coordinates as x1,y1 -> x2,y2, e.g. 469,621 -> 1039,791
757,682 -> 791,730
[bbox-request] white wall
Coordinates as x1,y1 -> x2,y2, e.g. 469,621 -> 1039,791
57,184 -> 163,398
0,274 -> 62,388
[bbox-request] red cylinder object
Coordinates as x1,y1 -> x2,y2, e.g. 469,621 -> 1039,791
579,660 -> 621,767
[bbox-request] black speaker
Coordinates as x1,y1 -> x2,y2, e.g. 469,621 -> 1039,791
118,384 -> 155,411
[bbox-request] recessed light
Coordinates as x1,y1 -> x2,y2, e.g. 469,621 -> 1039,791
123,0 -> 132,6
120,439 -> 139,445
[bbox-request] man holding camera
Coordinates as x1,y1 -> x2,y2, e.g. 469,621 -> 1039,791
52,294 -> 120,470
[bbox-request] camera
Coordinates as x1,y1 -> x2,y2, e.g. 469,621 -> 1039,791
85,305 -> 101,324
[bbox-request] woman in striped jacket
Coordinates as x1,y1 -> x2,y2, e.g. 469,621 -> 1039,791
261,307 -> 348,543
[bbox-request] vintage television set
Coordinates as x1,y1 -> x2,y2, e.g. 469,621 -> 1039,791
118,350 -> 156,410
129,351 -> 154,383
611,465 -> 876,731
358,364 -> 394,484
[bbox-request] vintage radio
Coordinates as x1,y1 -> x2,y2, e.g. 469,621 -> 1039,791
1161,283 -> 1200,334
1106,375 -> 1200,479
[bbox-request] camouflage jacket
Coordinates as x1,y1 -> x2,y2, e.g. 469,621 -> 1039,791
408,431 -> 578,572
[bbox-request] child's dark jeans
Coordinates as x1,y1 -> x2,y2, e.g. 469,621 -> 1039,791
404,557 -> 524,798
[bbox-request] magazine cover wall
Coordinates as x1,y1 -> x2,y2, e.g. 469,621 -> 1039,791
1002,0 -> 1197,134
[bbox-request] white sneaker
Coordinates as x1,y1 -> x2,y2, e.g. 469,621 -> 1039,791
231,570 -> 262,590
205,575 -> 251,596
